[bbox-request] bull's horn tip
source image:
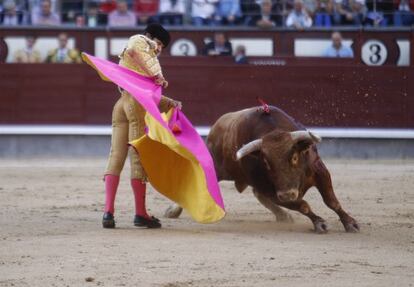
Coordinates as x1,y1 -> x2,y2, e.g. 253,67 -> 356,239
236,151 -> 242,160
310,132 -> 322,143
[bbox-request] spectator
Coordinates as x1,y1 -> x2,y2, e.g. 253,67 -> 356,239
333,0 -> 364,26
13,35 -> 42,63
203,32 -> 233,56
75,14 -> 85,26
214,0 -> 242,25
394,0 -> 414,26
192,0 -> 218,26
108,0 -> 136,27
158,0 -> 185,25
133,0 -> 159,25
31,0 -> 60,26
248,0 -> 282,27
234,45 -> 248,64
61,0 -> 83,23
240,0 -> 260,25
85,1 -> 108,27
0,0 -> 26,25
29,0 -> 59,13
314,0 -> 334,26
99,0 -> 117,14
286,0 -> 313,28
322,31 -> 354,57
302,0 -> 318,18
4,0 -> 29,10
365,0 -> 394,26
45,33 -> 81,63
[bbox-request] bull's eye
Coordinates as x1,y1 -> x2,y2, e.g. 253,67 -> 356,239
291,153 -> 299,166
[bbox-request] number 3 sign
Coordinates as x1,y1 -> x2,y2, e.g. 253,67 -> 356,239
361,40 -> 388,66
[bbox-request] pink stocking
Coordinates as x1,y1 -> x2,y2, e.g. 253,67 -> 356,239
131,179 -> 149,218
104,175 -> 120,214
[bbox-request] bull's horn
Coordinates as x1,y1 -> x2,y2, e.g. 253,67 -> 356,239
236,139 -> 263,160
309,132 -> 322,143
290,131 -> 322,143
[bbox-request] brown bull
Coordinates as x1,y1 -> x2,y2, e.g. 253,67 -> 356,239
166,106 -> 359,233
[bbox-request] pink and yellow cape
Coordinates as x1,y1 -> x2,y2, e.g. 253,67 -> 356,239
82,53 -> 225,223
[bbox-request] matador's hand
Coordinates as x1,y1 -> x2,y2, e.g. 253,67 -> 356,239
154,74 -> 168,89
173,100 -> 182,110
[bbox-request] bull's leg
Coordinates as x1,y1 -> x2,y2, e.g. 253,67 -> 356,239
277,199 -> 329,233
313,160 -> 360,233
252,189 -> 294,223
164,203 -> 183,219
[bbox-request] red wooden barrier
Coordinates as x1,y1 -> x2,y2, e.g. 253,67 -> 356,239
0,58 -> 412,128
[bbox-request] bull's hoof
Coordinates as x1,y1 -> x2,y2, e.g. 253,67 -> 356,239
313,219 -> 328,234
164,205 -> 183,218
344,221 -> 360,233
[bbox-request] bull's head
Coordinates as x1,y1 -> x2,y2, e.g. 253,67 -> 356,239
236,130 -> 321,203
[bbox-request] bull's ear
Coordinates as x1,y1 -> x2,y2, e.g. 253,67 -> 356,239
295,139 -> 314,152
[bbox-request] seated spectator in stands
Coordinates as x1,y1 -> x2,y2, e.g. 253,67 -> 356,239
158,0 -> 185,25
0,0 -> 26,25
323,31 -> 354,58
133,0 -> 159,25
45,33 -> 82,63
75,14 -> 85,26
286,0 -> 313,28
85,2 -> 108,27
192,0 -> 218,26
240,0 -> 260,25
302,0 -> 317,18
203,32 -> 233,56
109,0 -> 136,27
13,35 -> 42,63
8,0 -> 30,11
394,0 -> 414,26
248,0 -> 282,27
314,0 -> 334,26
234,45 -> 248,64
61,0 -> 84,23
214,0 -> 242,25
31,0 -> 61,26
333,0 -> 365,26
30,0 -> 59,12
100,0 -> 117,14
365,0 -> 393,26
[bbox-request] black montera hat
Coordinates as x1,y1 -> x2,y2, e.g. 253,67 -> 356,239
144,23 -> 171,48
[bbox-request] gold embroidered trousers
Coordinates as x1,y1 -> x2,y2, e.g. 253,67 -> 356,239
105,90 -> 174,180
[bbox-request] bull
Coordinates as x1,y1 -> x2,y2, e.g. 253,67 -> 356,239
165,106 -> 360,233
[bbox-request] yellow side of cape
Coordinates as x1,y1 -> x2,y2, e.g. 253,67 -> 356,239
130,110 -> 225,223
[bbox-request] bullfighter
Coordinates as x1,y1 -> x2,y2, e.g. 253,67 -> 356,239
102,23 -> 181,229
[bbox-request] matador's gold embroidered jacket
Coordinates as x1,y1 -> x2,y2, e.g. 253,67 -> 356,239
118,34 -> 175,112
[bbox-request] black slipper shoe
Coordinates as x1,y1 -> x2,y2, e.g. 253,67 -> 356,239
134,215 -> 162,228
102,212 -> 115,228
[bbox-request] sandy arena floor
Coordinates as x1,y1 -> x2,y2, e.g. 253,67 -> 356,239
0,158 -> 413,287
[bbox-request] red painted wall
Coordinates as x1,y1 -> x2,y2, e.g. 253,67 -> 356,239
0,59 -> 412,128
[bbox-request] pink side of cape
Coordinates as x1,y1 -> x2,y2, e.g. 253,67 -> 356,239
84,53 -> 224,210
